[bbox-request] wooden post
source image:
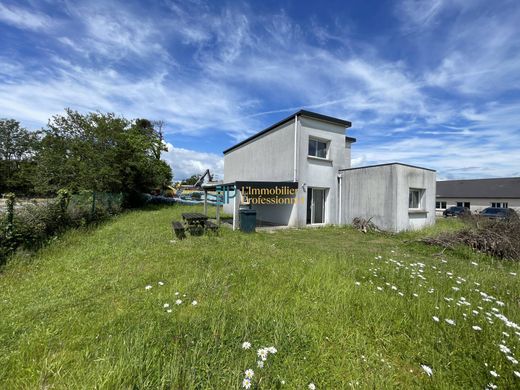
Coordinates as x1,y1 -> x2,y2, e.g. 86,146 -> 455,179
216,201 -> 220,225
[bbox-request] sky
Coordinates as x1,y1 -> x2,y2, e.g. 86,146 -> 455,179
1,0 -> 520,180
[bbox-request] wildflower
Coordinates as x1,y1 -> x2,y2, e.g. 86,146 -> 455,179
281,379 -> 286,384
191,300 -> 198,306
242,341 -> 251,350
432,316 -> 440,322
506,355 -> 518,364
308,383 -> 316,390
257,348 -> 268,361
163,303 -> 170,308
413,293 -> 418,297
257,360 -> 264,368
175,299 -> 182,305
445,319 -> 456,326
355,282 -> 361,286
242,378 -> 251,389
472,326 -> 482,331
267,346 -> 277,354
175,292 -> 180,295
514,370 -> 520,378
166,309 -> 172,313
510,272 -> 517,276
499,344 -> 511,354
490,370 -> 499,378
471,261 -> 478,266
452,287 -> 460,291
472,310 -> 479,315
486,384 -> 497,390
421,364 -> 433,377
158,281 -> 164,286
377,287 -> 383,291
145,285 -> 152,290
244,369 -> 254,379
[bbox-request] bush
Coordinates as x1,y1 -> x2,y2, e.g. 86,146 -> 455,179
0,192 -> 122,266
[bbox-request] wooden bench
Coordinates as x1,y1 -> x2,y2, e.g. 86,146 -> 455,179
172,221 -> 186,240
205,220 -> 219,234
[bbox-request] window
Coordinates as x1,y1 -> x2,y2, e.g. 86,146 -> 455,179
456,201 -> 470,208
409,188 -> 424,209
491,202 -> 508,208
308,138 -> 328,158
436,201 -> 447,209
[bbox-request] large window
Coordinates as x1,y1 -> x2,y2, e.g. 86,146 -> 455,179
409,188 -> 424,209
456,201 -> 470,208
436,201 -> 447,209
308,138 -> 328,158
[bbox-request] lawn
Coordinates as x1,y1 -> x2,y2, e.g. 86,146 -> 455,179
1,205 -> 519,389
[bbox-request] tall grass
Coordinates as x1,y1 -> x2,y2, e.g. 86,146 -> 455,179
0,206 -> 519,388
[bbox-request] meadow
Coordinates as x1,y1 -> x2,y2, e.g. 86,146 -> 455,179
0,205 -> 519,389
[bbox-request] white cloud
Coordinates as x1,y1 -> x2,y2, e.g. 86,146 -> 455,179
0,3 -> 51,31
162,143 -> 223,180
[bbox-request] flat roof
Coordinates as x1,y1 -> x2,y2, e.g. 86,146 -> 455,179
202,180 -> 298,190
437,177 -> 520,199
339,162 -> 436,173
223,110 -> 352,155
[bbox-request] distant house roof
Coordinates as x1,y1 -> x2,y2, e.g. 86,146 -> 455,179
437,177 -> 520,199
223,110 -> 352,155
339,162 -> 436,172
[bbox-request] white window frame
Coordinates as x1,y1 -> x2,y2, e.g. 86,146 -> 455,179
436,201 -> 447,209
491,202 -> 508,208
308,137 -> 329,159
409,188 -> 424,210
456,201 -> 470,208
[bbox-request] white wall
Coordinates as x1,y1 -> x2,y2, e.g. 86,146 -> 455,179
436,198 -> 520,213
341,164 -> 436,232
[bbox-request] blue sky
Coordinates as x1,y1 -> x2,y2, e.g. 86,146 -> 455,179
1,0 -> 520,180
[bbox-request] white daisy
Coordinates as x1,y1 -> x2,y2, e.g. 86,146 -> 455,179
267,346 -> 277,354
514,370 -> 520,378
145,285 -> 152,290
158,281 -> 164,286
175,299 -> 182,305
244,369 -> 254,378
191,300 -> 198,306
421,364 -> 433,377
445,319 -> 455,326
257,348 -> 268,361
166,309 -> 172,313
242,378 -> 251,389
432,316 -> 440,322
163,303 -> 170,308
472,326 -> 482,331
308,383 -> 316,390
490,370 -> 499,377
257,360 -> 264,368
242,341 -> 251,350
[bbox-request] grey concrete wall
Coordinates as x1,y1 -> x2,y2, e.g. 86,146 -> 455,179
224,121 -> 295,183
436,198 -> 520,213
341,164 -> 436,232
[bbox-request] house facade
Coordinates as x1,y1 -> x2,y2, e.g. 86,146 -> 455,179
436,178 -> 520,213
222,110 -> 436,232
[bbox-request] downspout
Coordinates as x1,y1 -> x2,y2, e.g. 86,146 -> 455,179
338,172 -> 342,225
293,114 -> 298,182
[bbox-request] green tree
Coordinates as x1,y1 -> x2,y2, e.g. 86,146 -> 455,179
0,119 -> 37,194
34,109 -> 172,202
181,174 -> 201,185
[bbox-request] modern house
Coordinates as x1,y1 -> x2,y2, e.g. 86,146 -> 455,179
436,177 -> 520,213
220,110 -> 436,232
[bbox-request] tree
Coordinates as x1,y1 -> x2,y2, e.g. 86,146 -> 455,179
182,174 -> 201,185
34,109 -> 172,202
0,119 -> 37,194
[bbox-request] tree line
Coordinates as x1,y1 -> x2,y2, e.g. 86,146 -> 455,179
0,109 -> 172,206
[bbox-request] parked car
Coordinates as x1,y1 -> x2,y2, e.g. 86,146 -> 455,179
443,206 -> 471,217
479,207 -> 519,220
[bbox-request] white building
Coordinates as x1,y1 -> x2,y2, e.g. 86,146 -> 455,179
436,178 -> 520,213
220,110 -> 436,232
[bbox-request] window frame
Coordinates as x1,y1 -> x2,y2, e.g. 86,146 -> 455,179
456,201 -> 471,208
308,137 -> 329,159
409,188 -> 424,210
436,201 -> 447,209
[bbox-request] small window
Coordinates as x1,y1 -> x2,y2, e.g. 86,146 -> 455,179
491,202 -> 508,208
457,201 -> 470,208
436,201 -> 447,209
409,188 -> 424,209
308,138 -> 328,158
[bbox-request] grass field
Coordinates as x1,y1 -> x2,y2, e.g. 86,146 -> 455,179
1,205 -> 519,389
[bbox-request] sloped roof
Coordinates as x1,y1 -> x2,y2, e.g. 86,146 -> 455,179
437,177 -> 520,199
223,110 -> 352,155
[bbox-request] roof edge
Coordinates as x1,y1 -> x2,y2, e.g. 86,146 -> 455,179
223,110 -> 352,155
339,162 -> 436,173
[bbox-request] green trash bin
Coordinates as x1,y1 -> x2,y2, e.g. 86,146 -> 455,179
239,208 -> 256,233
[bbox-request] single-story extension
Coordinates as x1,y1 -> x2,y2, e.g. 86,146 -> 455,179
217,110 -> 436,232
436,177 -> 520,213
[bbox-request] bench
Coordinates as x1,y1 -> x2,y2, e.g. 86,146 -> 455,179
172,221 -> 186,240
205,220 -> 219,234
